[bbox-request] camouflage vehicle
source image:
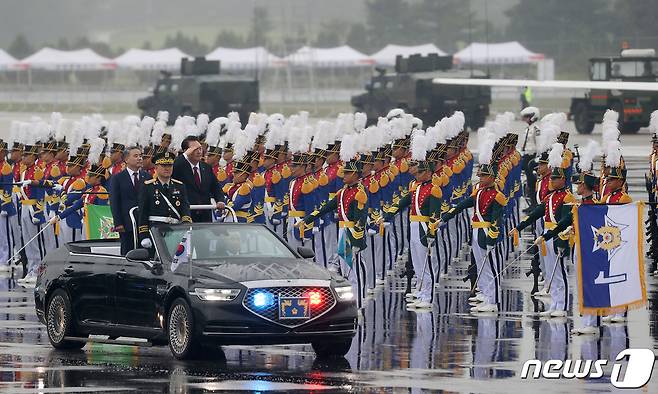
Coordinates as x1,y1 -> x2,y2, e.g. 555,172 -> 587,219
138,57 -> 259,123
571,48 -> 658,134
351,54 -> 491,130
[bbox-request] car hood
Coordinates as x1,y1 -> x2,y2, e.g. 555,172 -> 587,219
191,257 -> 334,284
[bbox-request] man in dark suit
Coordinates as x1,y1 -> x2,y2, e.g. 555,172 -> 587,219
172,136 -> 224,222
109,146 -> 149,255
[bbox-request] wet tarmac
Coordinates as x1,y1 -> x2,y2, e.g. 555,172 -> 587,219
1,242 -> 657,393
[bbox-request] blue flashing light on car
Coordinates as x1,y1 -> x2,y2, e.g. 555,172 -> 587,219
253,291 -> 274,308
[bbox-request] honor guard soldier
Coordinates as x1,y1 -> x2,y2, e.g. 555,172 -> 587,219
520,106 -> 540,199
512,143 -> 575,318
441,129 -> 507,314
138,151 -> 192,250
386,132 -> 442,311
302,134 -> 368,310
41,135 -> 64,251
222,133 -> 258,224
16,124 -> 48,284
0,139 -> 17,271
287,133 -> 316,250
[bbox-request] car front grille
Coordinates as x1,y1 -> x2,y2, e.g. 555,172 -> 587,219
243,286 -> 336,328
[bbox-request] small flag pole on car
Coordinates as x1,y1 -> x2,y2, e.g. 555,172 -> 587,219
187,227 -> 193,280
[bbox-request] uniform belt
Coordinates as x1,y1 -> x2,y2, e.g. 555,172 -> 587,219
289,210 -> 305,217
148,216 -> 180,224
409,215 -> 429,222
235,210 -> 251,219
471,221 -> 491,228
544,222 -> 557,230
339,220 -> 354,228
265,197 -> 276,203
21,199 -> 37,206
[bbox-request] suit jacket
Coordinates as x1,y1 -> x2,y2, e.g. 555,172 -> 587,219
172,155 -> 224,222
109,168 -> 150,233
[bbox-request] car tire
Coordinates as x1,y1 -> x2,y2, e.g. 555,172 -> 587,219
312,338 -> 352,358
167,298 -> 201,360
46,289 -> 85,349
573,103 -> 594,134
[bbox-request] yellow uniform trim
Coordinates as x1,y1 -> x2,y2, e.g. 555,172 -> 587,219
409,215 -> 429,222
471,221 -> 491,228
288,210 -> 305,217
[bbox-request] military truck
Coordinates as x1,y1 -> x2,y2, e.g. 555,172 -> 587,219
351,54 -> 491,130
137,57 -> 259,123
570,48 -> 658,134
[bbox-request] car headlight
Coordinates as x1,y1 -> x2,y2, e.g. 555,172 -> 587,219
334,285 -> 354,301
190,288 -> 240,301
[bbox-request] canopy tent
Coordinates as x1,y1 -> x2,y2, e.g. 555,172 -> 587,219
0,49 -> 18,70
114,48 -> 189,70
454,41 -> 545,64
206,46 -> 283,69
286,45 -> 374,68
20,47 -> 116,70
371,43 -> 447,66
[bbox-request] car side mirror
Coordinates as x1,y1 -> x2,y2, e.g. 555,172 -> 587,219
126,248 -> 150,262
297,246 -> 315,259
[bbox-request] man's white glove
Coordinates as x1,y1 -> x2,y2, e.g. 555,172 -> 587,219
367,228 -> 377,236
52,184 -> 63,192
0,211 -> 7,217
141,238 -> 153,249
21,180 -> 32,187
48,215 -> 60,225
312,226 -> 320,234
32,217 -> 41,224
271,219 -> 281,225
383,222 -> 392,228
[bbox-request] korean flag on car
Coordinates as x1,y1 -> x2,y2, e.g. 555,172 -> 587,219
574,203 -> 648,315
171,230 -> 192,272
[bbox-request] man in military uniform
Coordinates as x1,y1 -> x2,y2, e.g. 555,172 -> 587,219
520,106 -> 540,201
512,144 -> 575,318
138,151 -> 192,251
0,139 -> 17,272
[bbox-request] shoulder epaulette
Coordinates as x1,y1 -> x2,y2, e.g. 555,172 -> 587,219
144,179 -> 156,185
171,178 -> 183,185
1,162 -> 11,176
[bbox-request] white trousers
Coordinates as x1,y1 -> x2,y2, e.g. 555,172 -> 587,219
43,210 -> 60,251
20,207 -> 46,273
324,222 -> 339,266
410,222 -> 434,303
544,238 -> 569,311
535,218 -> 546,276
471,228 -> 498,305
0,214 -> 18,265
59,220 -> 84,245
363,233 -> 383,290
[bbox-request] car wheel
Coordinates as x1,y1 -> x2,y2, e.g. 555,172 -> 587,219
46,289 -> 85,349
312,338 -> 352,358
167,298 -> 200,360
573,103 -> 594,134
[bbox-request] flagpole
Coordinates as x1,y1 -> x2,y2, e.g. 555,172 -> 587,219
188,227 -> 193,281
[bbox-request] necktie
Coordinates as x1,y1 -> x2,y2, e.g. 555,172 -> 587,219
133,172 -> 139,191
193,166 -> 201,188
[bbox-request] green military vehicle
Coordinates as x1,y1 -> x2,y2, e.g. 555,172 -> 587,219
351,54 -> 491,130
138,57 -> 259,123
571,48 -> 658,134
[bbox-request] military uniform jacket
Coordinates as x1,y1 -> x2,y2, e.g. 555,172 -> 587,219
18,164 -> 46,224
249,170 -> 266,224
138,178 -> 191,240
56,176 -> 87,228
288,173 -> 316,240
0,160 -> 16,216
543,195 -> 596,242
305,182 -> 368,251
535,173 -> 550,205
443,184 -> 507,249
518,187 -> 576,250
43,160 -> 64,214
223,180 -> 254,223
601,188 -> 632,204
386,179 -> 442,247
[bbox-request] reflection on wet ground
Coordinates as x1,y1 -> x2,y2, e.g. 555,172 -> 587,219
0,252 -> 657,393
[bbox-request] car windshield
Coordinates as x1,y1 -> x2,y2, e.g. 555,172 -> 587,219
157,224 -> 295,262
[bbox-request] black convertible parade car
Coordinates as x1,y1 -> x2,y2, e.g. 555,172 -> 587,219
34,223 -> 357,359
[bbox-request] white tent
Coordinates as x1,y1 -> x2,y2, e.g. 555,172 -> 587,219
454,41 -> 545,65
371,44 -> 447,66
286,45 -> 374,68
20,47 -> 116,70
206,46 -> 283,69
0,49 -> 18,70
114,48 -> 189,70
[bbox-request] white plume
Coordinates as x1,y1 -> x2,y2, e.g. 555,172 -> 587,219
578,140 -> 601,172
410,130 -> 428,162
87,137 -> 105,165
55,119 -> 72,143
196,113 -> 210,133
157,111 -> 169,124
138,116 -> 155,148
478,130 -> 496,166
650,110 -> 658,135
601,109 -> 620,150
205,120 -> 222,148
151,121 -> 165,146
548,143 -> 564,168
340,133 -> 359,162
605,140 -> 622,167
354,112 -> 367,132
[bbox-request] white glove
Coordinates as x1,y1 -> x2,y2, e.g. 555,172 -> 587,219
0,211 -> 7,217
383,222 -> 392,228
52,184 -> 63,192
32,217 -> 41,224
367,228 -> 377,236
141,238 -> 153,249
48,215 -> 60,225
271,219 -> 281,225
312,226 -> 320,234
21,180 -> 32,187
